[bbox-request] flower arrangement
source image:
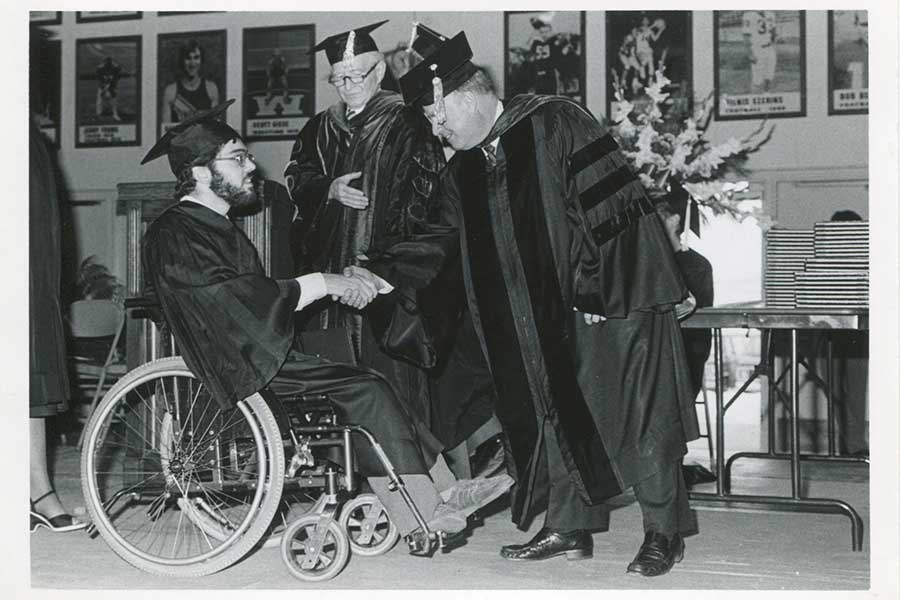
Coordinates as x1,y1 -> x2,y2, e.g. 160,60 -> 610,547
610,69 -> 774,227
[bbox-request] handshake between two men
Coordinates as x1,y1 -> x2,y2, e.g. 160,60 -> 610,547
319,265 -> 388,310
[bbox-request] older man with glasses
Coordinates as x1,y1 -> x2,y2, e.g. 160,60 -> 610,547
282,21 -> 499,484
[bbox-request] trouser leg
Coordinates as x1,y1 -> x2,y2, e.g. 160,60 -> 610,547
542,422 -> 610,532
368,474 -> 440,536
632,458 -> 696,537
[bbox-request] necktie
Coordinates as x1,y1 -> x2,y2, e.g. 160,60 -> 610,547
482,143 -> 497,168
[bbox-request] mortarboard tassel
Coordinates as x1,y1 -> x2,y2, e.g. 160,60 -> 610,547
430,63 -> 446,123
343,31 -> 356,64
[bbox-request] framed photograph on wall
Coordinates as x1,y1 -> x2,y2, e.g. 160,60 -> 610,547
75,36 -> 141,148
31,38 -> 61,146
30,11 -> 61,25
242,24 -> 316,141
157,30 -> 227,139
714,10 -> 806,120
504,11 -> 585,104
828,10 -> 868,115
76,12 -> 142,23
606,11 -> 692,120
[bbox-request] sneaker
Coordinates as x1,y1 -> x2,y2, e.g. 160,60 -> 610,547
439,473 -> 514,513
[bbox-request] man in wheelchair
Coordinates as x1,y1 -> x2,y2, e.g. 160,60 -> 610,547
139,99 -> 513,547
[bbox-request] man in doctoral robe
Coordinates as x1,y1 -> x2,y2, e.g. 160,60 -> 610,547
282,21 -> 495,476
395,32 -> 700,576
139,99 -> 513,543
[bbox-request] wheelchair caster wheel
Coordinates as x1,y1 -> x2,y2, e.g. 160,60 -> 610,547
281,515 -> 350,582
338,493 -> 399,556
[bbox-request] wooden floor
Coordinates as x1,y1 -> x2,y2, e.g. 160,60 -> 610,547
25,434 -> 874,593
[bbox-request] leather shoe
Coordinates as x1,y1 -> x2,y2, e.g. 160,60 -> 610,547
626,531 -> 684,576
500,527 -> 593,561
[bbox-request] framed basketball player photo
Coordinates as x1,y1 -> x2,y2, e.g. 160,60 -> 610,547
828,10 -> 868,115
504,11 -> 585,104
74,36 -> 141,148
606,11 -> 692,122
75,12 -> 142,23
157,30 -> 227,139
714,10 -> 806,120
242,24 -> 316,141
31,38 -> 61,146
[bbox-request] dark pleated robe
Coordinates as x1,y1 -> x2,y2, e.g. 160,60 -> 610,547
30,122 -> 70,417
440,95 -> 700,527
675,248 -> 714,398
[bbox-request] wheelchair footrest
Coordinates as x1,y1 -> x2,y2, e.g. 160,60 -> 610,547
404,528 -> 467,557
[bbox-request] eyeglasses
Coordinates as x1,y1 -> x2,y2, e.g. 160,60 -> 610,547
328,62 -> 379,88
211,152 -> 256,168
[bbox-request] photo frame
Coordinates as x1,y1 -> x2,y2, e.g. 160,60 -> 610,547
75,36 -> 142,148
157,30 -> 227,139
30,11 -> 61,25
606,11 -> 692,121
714,10 -> 806,120
242,24 -> 316,141
827,10 -> 868,115
31,39 -> 61,146
504,11 -> 585,104
76,12 -> 142,23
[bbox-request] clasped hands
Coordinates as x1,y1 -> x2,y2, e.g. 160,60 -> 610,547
323,266 -> 383,310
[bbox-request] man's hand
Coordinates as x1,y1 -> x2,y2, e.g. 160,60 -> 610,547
323,273 -> 377,309
342,265 -> 384,292
328,172 -> 369,209
674,292 -> 697,321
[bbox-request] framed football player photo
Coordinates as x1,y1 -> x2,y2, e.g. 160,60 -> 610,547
76,12 -> 142,23
157,30 -> 227,139
828,10 -> 868,115
504,11 -> 585,104
714,10 -> 806,120
74,36 -> 141,148
242,24 -> 316,141
606,11 -> 692,121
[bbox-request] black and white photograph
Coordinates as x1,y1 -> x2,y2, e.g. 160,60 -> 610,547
75,11 -> 142,23
30,38 -> 61,145
714,10 -> 806,119
828,10 -> 868,115
157,30 -> 227,138
74,35 -> 141,147
15,8 -> 900,599
606,11 -> 692,120
242,24 -> 315,140
504,11 -> 585,103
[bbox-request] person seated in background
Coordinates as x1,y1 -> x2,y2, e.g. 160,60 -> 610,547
655,191 -> 717,488
139,100 -> 513,543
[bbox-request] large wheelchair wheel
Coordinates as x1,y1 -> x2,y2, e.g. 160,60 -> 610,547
81,357 -> 285,577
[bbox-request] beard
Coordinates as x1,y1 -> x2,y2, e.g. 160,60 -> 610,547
209,166 -> 257,209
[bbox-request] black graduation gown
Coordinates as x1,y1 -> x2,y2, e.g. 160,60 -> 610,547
440,96 -> 700,526
675,248 -> 714,398
141,201 -> 433,476
29,122 -> 70,417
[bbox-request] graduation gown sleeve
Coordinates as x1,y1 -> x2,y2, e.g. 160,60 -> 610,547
143,206 -> 301,409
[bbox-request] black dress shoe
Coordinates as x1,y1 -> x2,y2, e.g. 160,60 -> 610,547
500,527 -> 593,561
626,531 -> 684,576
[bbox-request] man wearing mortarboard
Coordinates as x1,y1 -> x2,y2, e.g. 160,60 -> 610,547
394,30 -> 700,576
282,21 -> 498,479
139,99 -> 514,549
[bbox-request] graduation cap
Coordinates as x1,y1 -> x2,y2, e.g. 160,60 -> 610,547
407,22 -> 448,62
311,20 -> 388,65
657,180 -> 701,238
141,99 -> 240,175
399,31 -> 479,110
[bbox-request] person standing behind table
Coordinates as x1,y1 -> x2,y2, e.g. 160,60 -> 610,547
139,100 -> 514,543
656,193 -> 718,488
160,40 -> 220,128
398,31 -> 700,577
282,21 -> 495,466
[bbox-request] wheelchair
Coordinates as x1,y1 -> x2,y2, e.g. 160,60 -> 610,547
80,355 -> 459,581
